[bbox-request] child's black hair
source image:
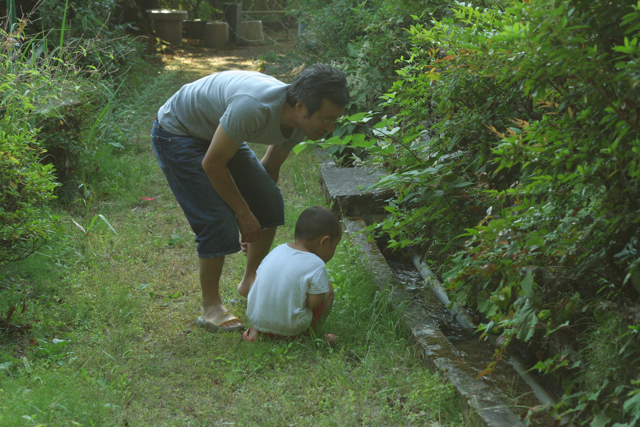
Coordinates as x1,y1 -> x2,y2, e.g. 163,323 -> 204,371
294,206 -> 342,242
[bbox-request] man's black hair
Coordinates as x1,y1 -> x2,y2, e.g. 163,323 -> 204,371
286,64 -> 350,116
294,206 -> 342,242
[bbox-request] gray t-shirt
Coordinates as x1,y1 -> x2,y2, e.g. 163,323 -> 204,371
157,71 -> 306,151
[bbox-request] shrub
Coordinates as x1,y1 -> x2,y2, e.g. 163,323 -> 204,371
297,0 -> 454,110
33,0 -> 148,78
0,18 -> 117,261
0,115 -> 59,263
302,0 -> 640,423
1,26 -> 61,263
15,0 -> 151,200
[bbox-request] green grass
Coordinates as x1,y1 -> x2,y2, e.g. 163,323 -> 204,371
0,53 -> 472,426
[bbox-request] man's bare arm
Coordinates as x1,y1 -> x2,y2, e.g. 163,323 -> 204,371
261,144 -> 291,183
202,124 -> 261,243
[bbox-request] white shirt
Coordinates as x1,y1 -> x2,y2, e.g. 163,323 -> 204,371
247,244 -> 329,336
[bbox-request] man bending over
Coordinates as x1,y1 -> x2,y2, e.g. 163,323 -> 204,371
151,64 -> 349,332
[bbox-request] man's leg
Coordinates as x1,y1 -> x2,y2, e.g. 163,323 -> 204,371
200,256 -> 242,328
237,226 -> 277,297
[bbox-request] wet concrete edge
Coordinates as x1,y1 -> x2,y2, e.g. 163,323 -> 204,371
344,218 -> 526,427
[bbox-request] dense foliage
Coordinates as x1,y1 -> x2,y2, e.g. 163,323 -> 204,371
1,0 -> 149,263
0,23 -> 73,263
296,0 -> 640,424
298,0 -> 453,111
27,0 -> 147,76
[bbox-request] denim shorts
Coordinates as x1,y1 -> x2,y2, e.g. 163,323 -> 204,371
151,120 -> 284,258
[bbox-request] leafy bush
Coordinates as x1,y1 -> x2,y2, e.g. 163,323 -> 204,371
299,0 -> 640,423
1,26 -> 61,263
17,0 -> 151,200
0,18 -> 120,261
34,0 -> 148,77
0,116 -> 59,264
297,0 -> 458,110
294,0 -> 469,162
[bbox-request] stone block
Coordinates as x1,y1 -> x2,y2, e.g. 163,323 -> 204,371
184,19 -> 209,39
147,9 -> 187,45
238,20 -> 264,45
205,21 -> 229,48
320,164 -> 393,218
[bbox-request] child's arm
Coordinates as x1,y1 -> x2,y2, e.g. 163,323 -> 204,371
306,282 -> 334,331
306,282 -> 334,309
306,292 -> 325,310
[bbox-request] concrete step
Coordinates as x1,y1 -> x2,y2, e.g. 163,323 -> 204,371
320,159 -> 393,218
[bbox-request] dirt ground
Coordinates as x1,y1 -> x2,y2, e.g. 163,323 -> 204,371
155,30 -> 302,82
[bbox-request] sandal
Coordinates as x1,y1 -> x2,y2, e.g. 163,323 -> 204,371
196,311 -> 244,333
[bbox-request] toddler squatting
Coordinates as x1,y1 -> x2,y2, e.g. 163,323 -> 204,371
243,206 -> 342,342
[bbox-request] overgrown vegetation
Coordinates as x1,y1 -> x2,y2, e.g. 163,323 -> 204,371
0,61 -> 470,426
1,6 -> 471,423
0,0 -> 153,265
5,0 -> 640,422
294,0 -> 640,424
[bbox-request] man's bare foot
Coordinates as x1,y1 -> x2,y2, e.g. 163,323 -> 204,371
202,304 -> 243,329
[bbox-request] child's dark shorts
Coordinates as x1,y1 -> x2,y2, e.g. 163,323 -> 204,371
151,119 -> 285,258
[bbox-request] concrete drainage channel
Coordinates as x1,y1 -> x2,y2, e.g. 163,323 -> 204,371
319,156 -> 561,427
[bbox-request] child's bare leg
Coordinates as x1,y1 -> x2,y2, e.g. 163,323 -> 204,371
237,227 -> 277,297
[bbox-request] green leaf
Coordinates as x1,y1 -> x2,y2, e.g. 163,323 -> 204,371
97,214 -> 117,235
477,291 -> 498,317
590,406 -> 611,427
483,232 -> 497,241
347,43 -> 359,58
352,139 -> 376,149
513,301 -> 538,341
345,112 -> 370,122
521,270 -> 534,298
588,389 -> 602,401
624,393 -> 640,418
452,181 -> 474,188
292,141 -> 311,154
530,360 -> 548,372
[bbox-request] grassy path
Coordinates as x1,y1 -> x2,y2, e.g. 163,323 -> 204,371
1,41 -> 469,426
